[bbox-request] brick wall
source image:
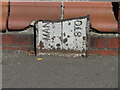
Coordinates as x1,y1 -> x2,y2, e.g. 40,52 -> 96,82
89,1 -> 119,55
89,33 -> 119,55
0,32 -> 119,56
0,33 -> 34,52
0,1 -> 119,56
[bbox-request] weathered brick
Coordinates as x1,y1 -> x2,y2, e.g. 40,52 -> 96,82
0,34 -> 34,46
0,33 -> 34,52
90,49 -> 119,55
90,37 -> 105,49
0,46 -> 33,52
107,38 -> 119,49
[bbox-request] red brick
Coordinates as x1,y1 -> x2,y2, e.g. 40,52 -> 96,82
0,34 -> 34,46
0,46 -> 33,52
107,38 -> 119,49
90,37 -> 105,48
90,49 -> 119,55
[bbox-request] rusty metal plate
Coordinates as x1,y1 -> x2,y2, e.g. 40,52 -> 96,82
35,15 -> 90,57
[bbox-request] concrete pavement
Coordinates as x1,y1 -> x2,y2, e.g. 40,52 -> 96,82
2,50 -> 118,88
0,50 -> 2,90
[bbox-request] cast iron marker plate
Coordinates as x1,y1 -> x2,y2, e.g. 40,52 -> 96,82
34,15 -> 90,57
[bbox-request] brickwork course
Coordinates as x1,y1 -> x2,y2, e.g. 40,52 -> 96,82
0,0 -> 119,56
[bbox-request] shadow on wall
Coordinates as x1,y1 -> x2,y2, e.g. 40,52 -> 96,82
112,2 -> 119,21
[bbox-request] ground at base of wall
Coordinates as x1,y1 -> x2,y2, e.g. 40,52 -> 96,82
2,50 -> 118,88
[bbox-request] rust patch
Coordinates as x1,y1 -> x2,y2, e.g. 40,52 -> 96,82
26,50 -> 35,56
51,46 -> 53,48
56,43 -> 61,47
64,33 -> 66,36
68,22 -> 71,25
36,49 -> 88,57
57,47 -> 61,50
40,41 -> 44,49
82,48 -> 86,53
83,36 -> 86,40
52,37 -> 54,40
67,35 -> 70,38
76,46 -> 78,48
63,38 -> 68,43
59,37 -> 62,41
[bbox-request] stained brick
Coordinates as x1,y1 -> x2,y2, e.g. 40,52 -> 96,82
90,37 -> 105,49
0,46 -> 33,52
0,34 -> 34,46
107,38 -> 119,49
0,33 -> 34,52
1,32 -> 120,56
90,49 -> 119,55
